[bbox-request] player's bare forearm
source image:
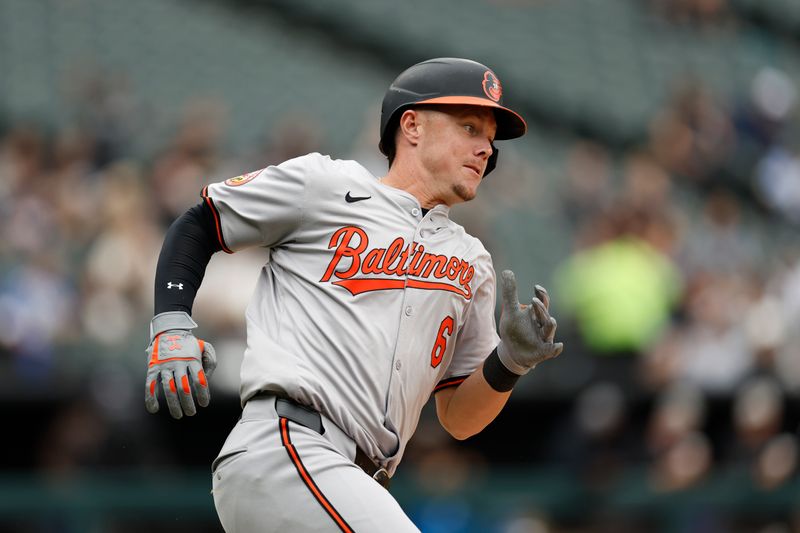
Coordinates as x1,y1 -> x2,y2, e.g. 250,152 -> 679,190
434,360 -> 511,440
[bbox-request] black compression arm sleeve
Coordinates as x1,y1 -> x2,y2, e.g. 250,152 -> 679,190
154,202 -> 223,315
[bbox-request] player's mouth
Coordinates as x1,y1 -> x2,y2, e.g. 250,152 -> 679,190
464,163 -> 483,177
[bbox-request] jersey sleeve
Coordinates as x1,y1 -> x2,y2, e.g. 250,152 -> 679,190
202,153 -> 318,252
437,252 -> 500,387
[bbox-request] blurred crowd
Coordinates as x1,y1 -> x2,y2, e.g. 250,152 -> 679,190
550,63 -> 800,491
2,55 -> 800,532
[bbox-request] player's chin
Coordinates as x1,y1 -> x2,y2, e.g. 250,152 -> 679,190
452,182 -> 478,203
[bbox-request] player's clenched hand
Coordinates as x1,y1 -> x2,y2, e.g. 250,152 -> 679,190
496,270 -> 563,375
145,311 -> 217,419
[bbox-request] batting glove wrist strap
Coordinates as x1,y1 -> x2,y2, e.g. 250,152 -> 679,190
150,311 -> 198,341
496,340 -> 533,376
483,347 -> 522,391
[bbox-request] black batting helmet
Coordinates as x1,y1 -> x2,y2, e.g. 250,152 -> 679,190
379,57 -> 527,177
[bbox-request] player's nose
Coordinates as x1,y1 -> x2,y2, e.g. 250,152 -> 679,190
475,138 -> 493,160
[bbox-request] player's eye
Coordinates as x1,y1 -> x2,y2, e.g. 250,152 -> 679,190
464,124 -> 476,135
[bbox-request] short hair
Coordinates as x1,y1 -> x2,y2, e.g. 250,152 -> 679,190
383,113 -> 401,168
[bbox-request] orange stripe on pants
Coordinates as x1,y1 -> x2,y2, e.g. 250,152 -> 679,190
279,418 -> 354,533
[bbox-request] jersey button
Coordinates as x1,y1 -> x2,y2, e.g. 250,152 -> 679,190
411,208 -> 420,217
395,361 -> 402,370
404,306 -> 413,316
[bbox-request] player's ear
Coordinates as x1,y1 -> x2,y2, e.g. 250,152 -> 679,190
397,109 -> 422,147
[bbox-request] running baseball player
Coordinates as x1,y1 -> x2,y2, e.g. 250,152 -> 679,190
144,57 -> 563,532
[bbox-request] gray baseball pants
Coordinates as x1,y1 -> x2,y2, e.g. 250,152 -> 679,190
211,394 -> 420,532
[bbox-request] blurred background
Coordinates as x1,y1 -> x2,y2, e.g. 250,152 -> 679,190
1,0 -> 799,531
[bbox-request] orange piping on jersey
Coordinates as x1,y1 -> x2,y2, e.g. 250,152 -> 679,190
332,278 -> 471,299
201,186 -> 234,254
280,418 -> 354,533
434,376 -> 468,393
332,278 -> 405,294
407,279 -> 472,299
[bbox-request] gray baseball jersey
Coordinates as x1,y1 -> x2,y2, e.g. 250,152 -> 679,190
203,152 -> 499,475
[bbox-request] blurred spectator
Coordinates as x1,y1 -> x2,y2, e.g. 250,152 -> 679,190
548,382 -> 640,490
0,122 -> 80,382
619,150 -> 673,215
47,126 -> 106,249
729,67 -> 798,208
728,376 -> 799,490
559,140 -> 614,230
768,251 -> 800,388
149,97 -> 229,224
0,256 -> 76,384
554,204 -> 682,358
679,188 -> 763,277
650,430 -> 713,491
743,275 -> 787,376
642,273 -> 757,393
731,376 -> 783,453
754,133 -> 800,225
64,65 -> 144,166
255,110 -> 326,168
648,79 -> 734,191
753,433 -> 799,491
0,123 -> 48,190
646,382 -> 713,491
81,162 -> 162,346
646,382 -> 706,455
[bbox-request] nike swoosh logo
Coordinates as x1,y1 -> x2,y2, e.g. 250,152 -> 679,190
345,192 -> 371,203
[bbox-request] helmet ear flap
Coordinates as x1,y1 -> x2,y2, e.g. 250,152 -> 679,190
484,143 -> 498,177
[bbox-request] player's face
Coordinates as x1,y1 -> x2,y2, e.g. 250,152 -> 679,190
416,105 -> 497,205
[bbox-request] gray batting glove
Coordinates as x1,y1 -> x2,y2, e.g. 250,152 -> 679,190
145,311 -> 217,419
497,270 -> 563,375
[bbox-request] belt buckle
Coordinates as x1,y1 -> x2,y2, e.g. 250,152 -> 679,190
372,467 -> 390,489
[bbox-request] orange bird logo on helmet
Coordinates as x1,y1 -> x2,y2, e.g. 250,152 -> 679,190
482,71 -> 502,102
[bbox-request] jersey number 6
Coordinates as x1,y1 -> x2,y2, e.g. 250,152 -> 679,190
430,316 -> 455,368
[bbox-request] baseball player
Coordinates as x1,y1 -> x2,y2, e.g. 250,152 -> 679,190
144,57 -> 564,532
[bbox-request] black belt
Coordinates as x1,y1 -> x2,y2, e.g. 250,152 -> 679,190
271,396 -> 391,489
